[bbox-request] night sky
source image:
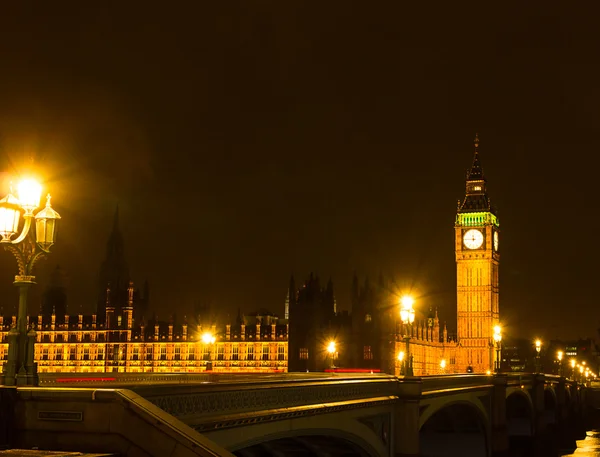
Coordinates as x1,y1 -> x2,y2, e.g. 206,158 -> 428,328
0,3 -> 597,341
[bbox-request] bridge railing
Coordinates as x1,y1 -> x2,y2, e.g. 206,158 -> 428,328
38,371 -> 394,387
420,374 -> 494,393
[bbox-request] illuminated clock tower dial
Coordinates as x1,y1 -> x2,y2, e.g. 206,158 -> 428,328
493,231 -> 499,251
463,229 -> 484,250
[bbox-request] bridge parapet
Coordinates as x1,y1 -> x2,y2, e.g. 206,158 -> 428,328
8,386 -> 234,457
137,374 -> 399,425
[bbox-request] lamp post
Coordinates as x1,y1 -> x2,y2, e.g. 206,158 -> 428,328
0,180 -> 61,387
327,340 -> 336,369
493,325 -> 502,373
570,359 -> 576,379
440,359 -> 447,374
557,350 -> 563,377
534,339 -> 542,373
399,295 -> 415,376
201,332 -> 215,371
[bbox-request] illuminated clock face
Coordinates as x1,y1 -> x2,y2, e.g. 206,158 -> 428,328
463,229 -> 484,250
493,231 -> 499,251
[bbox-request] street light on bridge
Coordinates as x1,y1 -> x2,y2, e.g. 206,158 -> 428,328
534,339 -> 542,373
399,295 -> 415,377
570,358 -> 576,379
440,359 -> 446,374
201,332 -> 216,371
557,350 -> 563,377
0,178 -> 61,387
493,325 -> 502,373
327,340 -> 336,369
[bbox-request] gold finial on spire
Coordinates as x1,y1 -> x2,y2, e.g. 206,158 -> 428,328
474,133 -> 480,149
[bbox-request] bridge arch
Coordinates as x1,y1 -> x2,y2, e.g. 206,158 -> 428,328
218,413 -> 387,457
506,390 -> 534,437
234,433 -> 372,457
544,386 -> 557,423
419,400 -> 489,457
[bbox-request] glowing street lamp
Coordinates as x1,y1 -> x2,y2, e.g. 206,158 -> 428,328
0,178 -> 61,387
399,295 -> 415,376
201,332 -> 216,371
570,359 -> 576,380
327,340 -> 337,369
440,359 -> 447,374
534,339 -> 542,373
396,351 -> 405,376
557,350 -> 564,377
493,325 -> 502,373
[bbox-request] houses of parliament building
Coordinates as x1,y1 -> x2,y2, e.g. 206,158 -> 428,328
0,136 -> 500,377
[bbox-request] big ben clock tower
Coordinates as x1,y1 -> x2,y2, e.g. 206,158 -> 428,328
455,134 -> 500,373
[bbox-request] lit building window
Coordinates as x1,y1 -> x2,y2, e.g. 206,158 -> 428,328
83,347 -> 90,361
132,347 -> 139,361
364,346 -> 373,360
232,346 -> 239,361
247,345 -> 254,361
160,346 -> 167,360
174,346 -> 181,361
262,345 -> 269,361
278,345 -> 285,361
300,348 -> 309,360
217,346 -> 225,360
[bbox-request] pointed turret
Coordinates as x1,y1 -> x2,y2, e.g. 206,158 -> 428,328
97,206 -> 130,320
457,134 -> 497,215
466,133 -> 485,181
351,272 -> 360,313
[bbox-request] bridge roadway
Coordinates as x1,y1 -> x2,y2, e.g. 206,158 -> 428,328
3,372 -> 590,457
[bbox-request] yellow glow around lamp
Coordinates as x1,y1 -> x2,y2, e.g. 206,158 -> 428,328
400,295 -> 415,324
327,341 -> 336,354
201,332 -> 215,344
493,325 -> 502,343
17,178 -> 42,214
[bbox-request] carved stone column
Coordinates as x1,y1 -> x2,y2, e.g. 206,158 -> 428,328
394,377 -> 422,457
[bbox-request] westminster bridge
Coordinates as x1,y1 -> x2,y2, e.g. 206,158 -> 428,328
0,372 -> 592,457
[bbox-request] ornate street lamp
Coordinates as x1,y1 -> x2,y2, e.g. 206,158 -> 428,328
201,332 -> 216,371
570,358 -> 576,380
0,179 -> 61,387
557,350 -> 563,377
493,325 -> 502,373
534,339 -> 542,373
399,295 -> 415,376
327,340 -> 336,369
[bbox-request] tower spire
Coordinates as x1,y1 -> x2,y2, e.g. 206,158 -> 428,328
467,133 -> 484,181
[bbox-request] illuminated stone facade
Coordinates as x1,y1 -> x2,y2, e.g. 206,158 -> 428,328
0,305 -> 288,374
0,137 -> 499,377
